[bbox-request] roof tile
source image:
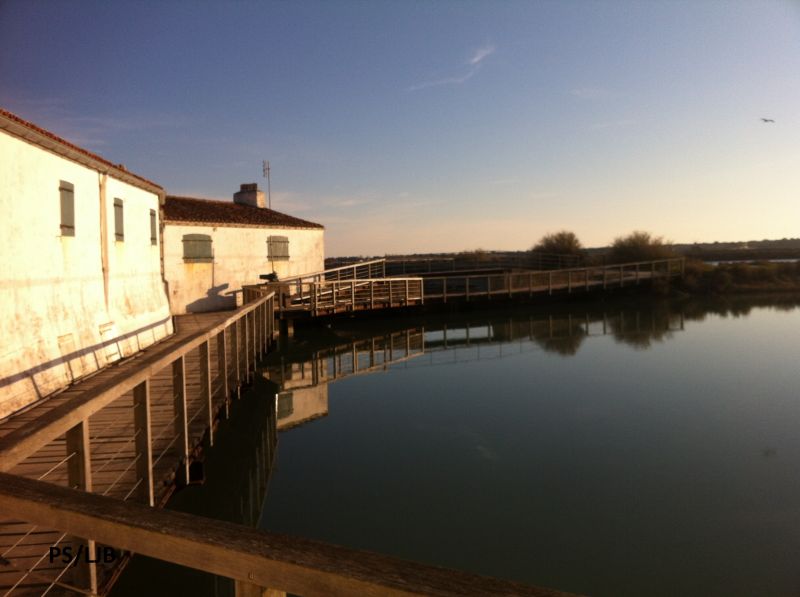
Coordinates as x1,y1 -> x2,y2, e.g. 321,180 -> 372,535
164,195 -> 324,229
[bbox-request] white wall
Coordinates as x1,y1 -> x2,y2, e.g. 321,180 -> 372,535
163,222 -> 324,314
0,131 -> 173,419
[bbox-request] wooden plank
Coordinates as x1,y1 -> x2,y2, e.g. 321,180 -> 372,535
0,473 -> 581,597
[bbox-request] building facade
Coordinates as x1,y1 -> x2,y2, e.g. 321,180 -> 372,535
0,109 -> 173,419
163,184 -> 324,314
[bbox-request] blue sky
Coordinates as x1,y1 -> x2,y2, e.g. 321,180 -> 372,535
1,1 -> 798,256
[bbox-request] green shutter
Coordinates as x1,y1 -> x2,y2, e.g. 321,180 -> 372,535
113,198 -> 124,241
267,235 -> 289,260
59,181 -> 75,236
277,392 -> 294,418
150,209 -> 157,245
182,233 -> 213,261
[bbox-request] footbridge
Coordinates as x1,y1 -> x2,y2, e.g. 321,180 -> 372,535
245,257 -> 685,318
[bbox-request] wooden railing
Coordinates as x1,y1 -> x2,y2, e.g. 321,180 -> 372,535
281,258 -> 386,286
0,292 -> 276,596
421,258 -> 685,302
0,472 -> 580,597
247,277 -> 425,317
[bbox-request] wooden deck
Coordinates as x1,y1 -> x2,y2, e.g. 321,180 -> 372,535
0,294 -> 276,596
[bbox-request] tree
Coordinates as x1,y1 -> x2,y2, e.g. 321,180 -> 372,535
608,231 -> 673,263
532,231 -> 583,256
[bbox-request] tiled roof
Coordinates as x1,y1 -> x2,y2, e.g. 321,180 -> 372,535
164,195 -> 324,229
0,107 -> 162,191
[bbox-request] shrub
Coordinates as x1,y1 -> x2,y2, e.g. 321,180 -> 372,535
608,231 -> 674,264
532,231 -> 583,256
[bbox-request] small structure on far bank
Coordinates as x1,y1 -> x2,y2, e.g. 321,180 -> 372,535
163,184 -> 324,314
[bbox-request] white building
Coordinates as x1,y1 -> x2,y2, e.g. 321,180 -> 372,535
0,108 -> 173,419
163,184 -> 324,314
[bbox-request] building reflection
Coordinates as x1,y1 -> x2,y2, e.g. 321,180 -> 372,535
264,307 -> 686,430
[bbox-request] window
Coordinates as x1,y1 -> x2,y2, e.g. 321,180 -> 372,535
182,233 -> 213,262
113,198 -> 124,241
277,393 -> 294,418
149,209 -> 157,245
59,181 -> 75,236
267,235 -> 289,261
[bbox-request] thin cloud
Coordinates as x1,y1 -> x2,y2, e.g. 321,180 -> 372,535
408,43 -> 495,92
468,44 -> 495,66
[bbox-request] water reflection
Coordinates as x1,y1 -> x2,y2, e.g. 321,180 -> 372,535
264,306 -> 687,429
262,296 -> 800,597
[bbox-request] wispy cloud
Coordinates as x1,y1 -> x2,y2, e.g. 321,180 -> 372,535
408,43 -> 496,92
468,44 -> 495,66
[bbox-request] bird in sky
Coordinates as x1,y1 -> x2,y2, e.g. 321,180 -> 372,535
761,118 -> 775,123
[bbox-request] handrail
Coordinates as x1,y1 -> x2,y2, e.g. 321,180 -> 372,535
0,472 -> 579,597
280,258 -> 386,283
0,292 -> 276,472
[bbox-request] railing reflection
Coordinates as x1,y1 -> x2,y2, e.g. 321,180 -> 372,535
265,309 -> 686,430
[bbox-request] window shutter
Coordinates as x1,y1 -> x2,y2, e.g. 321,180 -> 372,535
150,209 -> 157,245
267,235 -> 289,260
113,198 -> 124,241
182,233 -> 213,261
59,181 -> 75,236
277,393 -> 294,418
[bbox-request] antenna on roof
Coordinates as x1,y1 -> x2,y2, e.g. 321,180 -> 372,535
262,160 -> 271,210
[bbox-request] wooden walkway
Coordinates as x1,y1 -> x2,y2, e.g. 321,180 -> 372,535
0,294 -> 276,596
250,258 -> 686,317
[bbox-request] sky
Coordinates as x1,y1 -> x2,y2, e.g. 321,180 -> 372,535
1,0 -> 798,256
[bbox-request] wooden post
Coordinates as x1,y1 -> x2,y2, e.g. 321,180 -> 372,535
529,272 -> 533,297
585,269 -> 589,291
231,321 -> 240,395
199,341 -> 213,446
568,271 -> 572,293
251,311 -> 257,371
217,330 -> 229,415
405,279 -> 409,306
370,281 -> 375,309
548,271 -> 552,295
65,419 -> 97,593
636,263 -> 640,284
333,282 -> 337,309
351,280 -> 356,310
133,380 -> 154,506
466,277 -> 470,301
507,273 -> 512,298
603,268 -> 607,289
244,314 -> 252,382
443,278 -> 447,303
619,265 -> 624,287
173,356 -> 190,483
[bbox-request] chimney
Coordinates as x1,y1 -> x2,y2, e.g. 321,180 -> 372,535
233,183 -> 266,208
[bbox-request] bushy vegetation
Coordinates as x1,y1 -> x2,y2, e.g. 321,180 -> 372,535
679,259 -> 800,294
532,231 -> 583,256
608,231 -> 674,263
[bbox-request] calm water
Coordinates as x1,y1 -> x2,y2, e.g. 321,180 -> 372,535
261,297 -> 800,597
112,295 -> 800,597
